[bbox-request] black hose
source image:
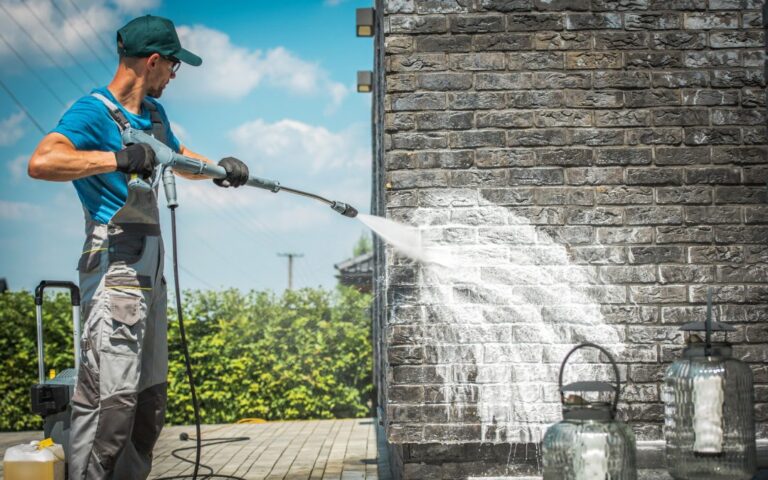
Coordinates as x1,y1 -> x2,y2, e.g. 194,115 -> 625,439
154,435 -> 250,480
154,206 -> 249,480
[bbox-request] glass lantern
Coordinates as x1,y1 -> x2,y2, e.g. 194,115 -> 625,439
543,342 -> 637,480
663,289 -> 756,479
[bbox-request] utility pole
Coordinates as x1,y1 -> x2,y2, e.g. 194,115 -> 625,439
277,253 -> 303,290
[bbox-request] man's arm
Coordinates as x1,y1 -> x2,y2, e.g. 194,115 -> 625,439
175,144 -> 213,180
28,133 -> 117,181
177,146 -> 249,188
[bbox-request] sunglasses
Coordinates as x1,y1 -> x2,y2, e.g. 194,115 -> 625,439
162,56 -> 181,74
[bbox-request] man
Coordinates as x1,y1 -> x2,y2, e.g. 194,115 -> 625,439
28,15 -> 249,480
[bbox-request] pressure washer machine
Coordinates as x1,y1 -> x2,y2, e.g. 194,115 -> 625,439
29,280 -> 81,460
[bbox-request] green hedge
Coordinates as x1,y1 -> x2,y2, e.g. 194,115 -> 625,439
0,287 -> 373,431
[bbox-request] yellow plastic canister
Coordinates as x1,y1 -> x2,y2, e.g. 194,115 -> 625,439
3,438 -> 65,480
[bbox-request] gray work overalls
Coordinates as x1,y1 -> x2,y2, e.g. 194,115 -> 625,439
69,93 -> 169,480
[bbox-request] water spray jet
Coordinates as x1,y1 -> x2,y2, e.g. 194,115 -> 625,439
359,206 -> 629,445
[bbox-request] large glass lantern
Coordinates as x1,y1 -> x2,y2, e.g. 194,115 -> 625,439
543,342 -> 637,480
663,290 -> 756,479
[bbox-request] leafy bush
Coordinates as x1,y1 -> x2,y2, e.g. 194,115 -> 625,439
0,291 -> 75,431
165,286 -> 374,424
0,287 -> 373,431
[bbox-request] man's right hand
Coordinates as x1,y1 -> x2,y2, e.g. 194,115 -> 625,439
115,143 -> 156,178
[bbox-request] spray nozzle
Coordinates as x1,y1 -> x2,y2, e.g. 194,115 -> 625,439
331,201 -> 358,218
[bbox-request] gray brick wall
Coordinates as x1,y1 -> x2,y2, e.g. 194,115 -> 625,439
372,0 -> 767,477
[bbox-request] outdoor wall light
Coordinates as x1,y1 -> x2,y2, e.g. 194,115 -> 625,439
663,289 -> 756,479
357,71 -> 373,93
356,8 -> 375,37
542,343 -> 637,480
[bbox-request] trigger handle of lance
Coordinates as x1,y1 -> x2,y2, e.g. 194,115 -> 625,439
128,173 -> 152,192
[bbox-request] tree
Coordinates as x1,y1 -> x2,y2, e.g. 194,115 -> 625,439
352,232 -> 372,257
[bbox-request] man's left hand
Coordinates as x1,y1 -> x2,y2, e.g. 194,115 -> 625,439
214,157 -> 249,188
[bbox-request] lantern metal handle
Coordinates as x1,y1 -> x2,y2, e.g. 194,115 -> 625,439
679,287 -> 734,351
558,342 -> 621,415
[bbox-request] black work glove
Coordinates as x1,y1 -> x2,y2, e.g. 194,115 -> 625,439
214,157 -> 249,188
115,143 -> 156,178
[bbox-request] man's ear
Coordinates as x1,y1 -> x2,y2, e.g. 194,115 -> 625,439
147,53 -> 162,70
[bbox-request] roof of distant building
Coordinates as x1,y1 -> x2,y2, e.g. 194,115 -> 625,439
334,252 -> 373,292
334,252 -> 373,273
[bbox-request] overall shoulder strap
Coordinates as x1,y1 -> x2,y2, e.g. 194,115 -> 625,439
142,99 -> 170,147
91,92 -> 131,131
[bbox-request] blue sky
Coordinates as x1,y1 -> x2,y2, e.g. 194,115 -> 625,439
0,0 -> 374,292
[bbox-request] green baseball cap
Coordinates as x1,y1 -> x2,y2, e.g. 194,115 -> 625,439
117,15 -> 202,66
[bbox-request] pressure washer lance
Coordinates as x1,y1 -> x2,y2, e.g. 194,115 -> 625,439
122,127 -> 358,217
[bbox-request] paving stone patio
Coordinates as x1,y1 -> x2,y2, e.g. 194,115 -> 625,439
0,418 -> 387,480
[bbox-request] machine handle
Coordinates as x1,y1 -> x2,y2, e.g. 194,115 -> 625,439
35,281 -> 80,306
34,281 -> 82,383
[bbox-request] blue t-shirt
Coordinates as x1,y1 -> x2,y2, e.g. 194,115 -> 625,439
51,87 -> 180,224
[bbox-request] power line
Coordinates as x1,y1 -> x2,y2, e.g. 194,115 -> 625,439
45,0 -> 113,76
197,187 -> 316,288
203,192 -> 316,290
158,184 -> 266,288
0,2 -> 86,95
165,253 -> 216,290
0,31 -> 68,108
226,191 -> 324,287
177,264 -> 216,290
63,0 -> 116,61
20,0 -> 102,85
190,228 -> 260,282
189,187 -> 270,252
188,186 -> 277,288
0,78 -> 46,135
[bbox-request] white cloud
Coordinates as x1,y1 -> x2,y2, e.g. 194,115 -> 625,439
111,0 -> 160,14
229,118 -> 369,172
262,47 -> 321,94
0,0 -> 122,68
7,153 -> 29,181
0,111 -> 25,146
324,0 -> 347,5
173,25 -> 262,98
0,200 -> 43,219
325,82 -> 350,115
172,25 -> 347,108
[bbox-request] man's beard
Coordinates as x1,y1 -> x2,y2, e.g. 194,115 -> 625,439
147,86 -> 164,98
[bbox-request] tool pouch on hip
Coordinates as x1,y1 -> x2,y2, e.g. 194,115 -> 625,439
108,232 -> 146,265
